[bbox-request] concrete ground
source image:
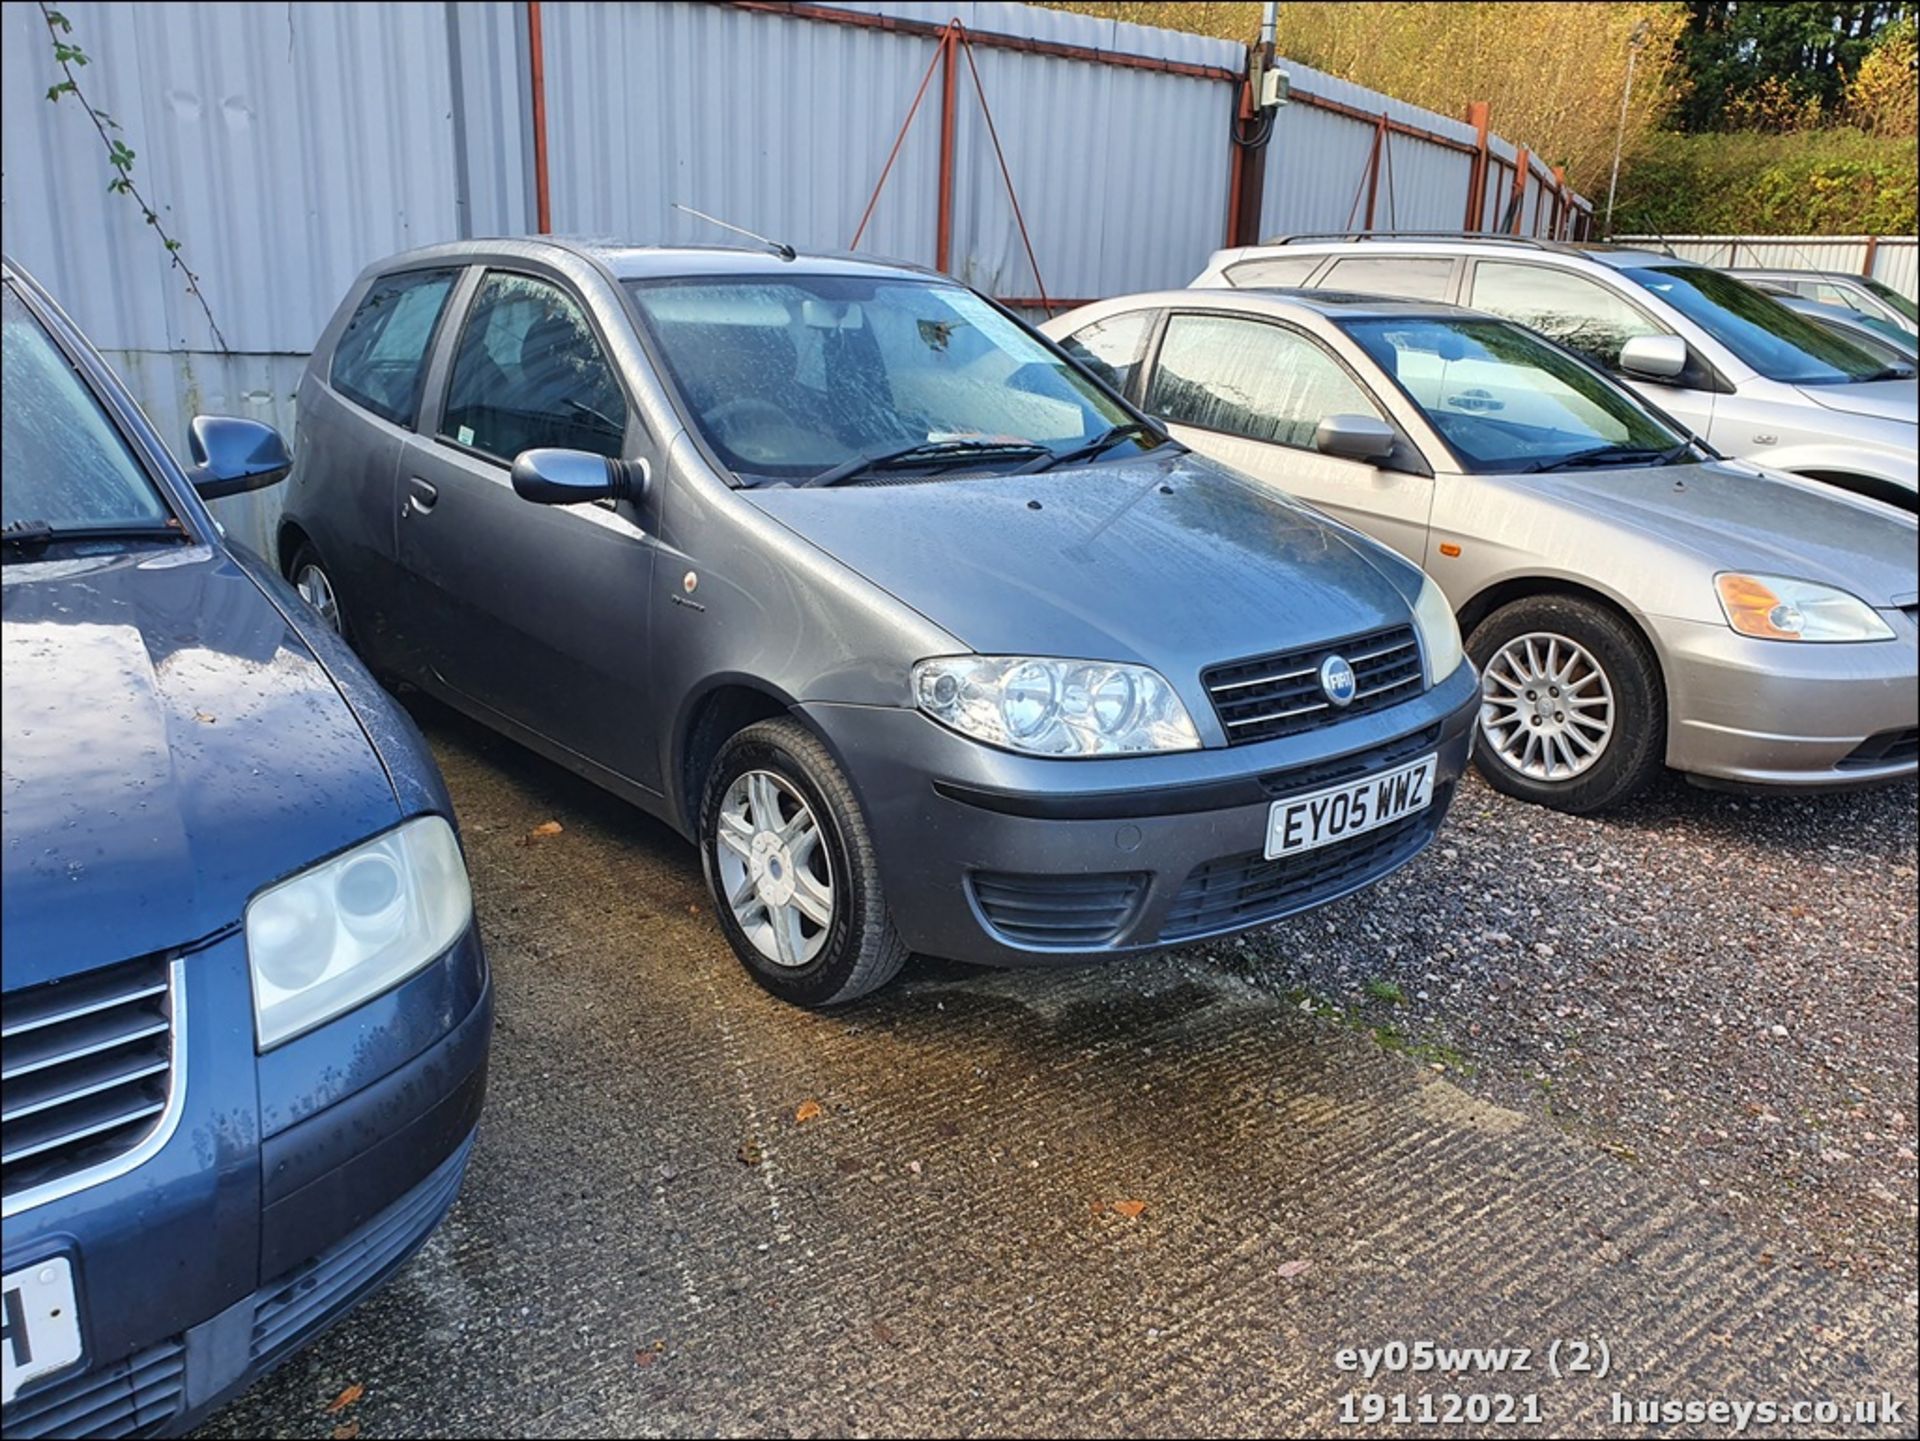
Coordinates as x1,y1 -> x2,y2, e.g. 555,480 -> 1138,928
199,699 -> 1919,1439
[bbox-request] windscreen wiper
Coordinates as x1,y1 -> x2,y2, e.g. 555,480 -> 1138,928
802,438 -> 1050,489
2,518 -> 188,555
1021,421 -> 1176,473
1522,442 -> 1692,474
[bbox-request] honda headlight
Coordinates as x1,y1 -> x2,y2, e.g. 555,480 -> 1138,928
245,815 -> 473,1048
1411,575 -> 1465,685
912,656 -> 1201,756
1715,573 -> 1894,642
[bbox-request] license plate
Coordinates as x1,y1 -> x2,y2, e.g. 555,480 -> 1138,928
1265,754 -> 1436,860
2,1258 -> 83,1406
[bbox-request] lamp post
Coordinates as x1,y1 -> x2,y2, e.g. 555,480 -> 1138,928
1603,19 -> 1651,238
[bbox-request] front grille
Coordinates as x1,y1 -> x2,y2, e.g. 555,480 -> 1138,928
1839,727 -> 1919,770
251,1132 -> 474,1365
1258,723 -> 1442,800
3,1338 -> 185,1439
970,871 -> 1149,948
1204,624 -> 1423,745
1160,795 -> 1444,943
2,955 -> 178,1202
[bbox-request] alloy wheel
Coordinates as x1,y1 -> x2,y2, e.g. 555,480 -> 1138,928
1479,631 -> 1615,782
714,770 -> 834,968
294,563 -> 341,634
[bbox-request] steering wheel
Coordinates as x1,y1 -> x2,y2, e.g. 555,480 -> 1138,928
704,397 -> 794,434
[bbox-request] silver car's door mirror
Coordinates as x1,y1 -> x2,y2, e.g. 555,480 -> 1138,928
1619,334 -> 1688,380
186,416 -> 292,499
1313,413 -> 1398,463
510,449 -> 647,506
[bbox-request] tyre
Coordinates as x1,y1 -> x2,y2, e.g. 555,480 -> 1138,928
1465,594 -> 1665,814
699,717 -> 908,1006
288,541 -> 347,640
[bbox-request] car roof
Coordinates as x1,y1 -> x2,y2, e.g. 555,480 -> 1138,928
1224,233 -> 1680,271
361,236 -> 946,284
1728,266 -> 1867,283
1060,287 -> 1507,325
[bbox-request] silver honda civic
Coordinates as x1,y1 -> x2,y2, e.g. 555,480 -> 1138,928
1045,288 -> 1919,813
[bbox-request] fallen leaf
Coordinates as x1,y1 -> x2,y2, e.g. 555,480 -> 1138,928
835,1156 -> 865,1174
1110,1199 -> 1147,1219
332,1425 -> 360,1441
634,1349 -> 657,1368
1277,1259 -> 1314,1280
528,820 -> 564,838
194,710 -> 217,724
872,1322 -> 898,1345
794,1099 -> 823,1124
327,1383 -> 364,1413
737,1138 -> 763,1166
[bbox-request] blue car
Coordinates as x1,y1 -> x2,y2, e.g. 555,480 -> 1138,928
1,260 -> 491,1436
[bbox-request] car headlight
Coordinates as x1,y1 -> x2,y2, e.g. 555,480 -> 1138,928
912,656 -> 1201,756
1411,575 -> 1465,685
246,815 -> 473,1049
1715,573 -> 1894,642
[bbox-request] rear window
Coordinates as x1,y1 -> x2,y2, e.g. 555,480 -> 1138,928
1224,255 -> 1323,289
329,268 -> 458,426
1320,255 -> 1456,302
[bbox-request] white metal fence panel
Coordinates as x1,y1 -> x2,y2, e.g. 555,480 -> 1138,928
1615,235 -> 1918,301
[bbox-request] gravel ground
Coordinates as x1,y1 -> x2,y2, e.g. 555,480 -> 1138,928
1208,771 -> 1920,1301
193,700 -> 1918,1438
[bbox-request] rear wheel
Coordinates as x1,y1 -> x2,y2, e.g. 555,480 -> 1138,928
1466,594 -> 1664,814
288,542 -> 346,640
700,718 -> 908,1007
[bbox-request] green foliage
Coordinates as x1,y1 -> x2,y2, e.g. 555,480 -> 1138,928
1612,128 -> 1918,233
1675,1 -> 1915,133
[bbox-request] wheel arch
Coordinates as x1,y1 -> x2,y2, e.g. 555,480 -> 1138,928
1455,575 -> 1671,715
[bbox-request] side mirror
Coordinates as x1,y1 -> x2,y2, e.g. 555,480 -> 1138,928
187,416 -> 291,499
1619,334 -> 1688,380
510,448 -> 648,506
1313,413 -> 1398,463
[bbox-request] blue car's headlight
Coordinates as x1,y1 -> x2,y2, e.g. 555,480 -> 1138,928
245,815 -> 472,1049
912,655 -> 1202,756
1411,575 -> 1465,686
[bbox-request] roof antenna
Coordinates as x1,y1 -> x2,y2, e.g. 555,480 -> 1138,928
672,203 -> 797,261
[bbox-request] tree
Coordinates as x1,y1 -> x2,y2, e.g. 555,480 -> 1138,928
1674,1 -> 1916,131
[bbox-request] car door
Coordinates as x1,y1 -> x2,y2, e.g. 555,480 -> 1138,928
1463,258 -> 1721,444
1138,310 -> 1435,562
397,266 -> 664,791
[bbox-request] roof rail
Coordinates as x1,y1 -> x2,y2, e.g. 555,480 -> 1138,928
1255,229 -> 1587,254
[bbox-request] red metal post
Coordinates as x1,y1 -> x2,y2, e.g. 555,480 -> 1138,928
1507,146 -> 1529,234
1463,100 -> 1490,230
935,22 -> 959,274
1225,79 -> 1247,246
527,1 -> 552,234
1863,234 -> 1880,278
1362,113 -> 1386,230
1550,164 -> 1566,238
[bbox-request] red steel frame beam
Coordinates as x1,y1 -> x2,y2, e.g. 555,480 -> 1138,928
935,23 -> 958,273
1463,100 -> 1490,229
725,1 -> 1239,82
527,1 -> 553,234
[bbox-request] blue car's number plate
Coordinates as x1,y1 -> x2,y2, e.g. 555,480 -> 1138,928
1265,753 -> 1436,860
1,1258 -> 84,1405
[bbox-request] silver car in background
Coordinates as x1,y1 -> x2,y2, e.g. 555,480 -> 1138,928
1729,266 -> 1918,338
1044,288 -> 1919,813
1192,235 -> 1919,513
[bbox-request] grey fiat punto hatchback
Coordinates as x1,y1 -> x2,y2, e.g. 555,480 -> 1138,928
281,239 -> 1478,1005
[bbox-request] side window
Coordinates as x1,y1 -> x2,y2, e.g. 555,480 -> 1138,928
1321,256 -> 1455,302
1146,313 -> 1383,450
1059,310 -> 1156,394
1469,261 -> 1663,369
441,272 -> 627,463
1810,282 -> 1868,314
1224,255 -> 1324,289
329,269 -> 457,426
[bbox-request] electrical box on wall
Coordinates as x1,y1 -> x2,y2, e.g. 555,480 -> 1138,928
1258,66 -> 1290,110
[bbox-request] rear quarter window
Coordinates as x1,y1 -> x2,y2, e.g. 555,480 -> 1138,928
329,269 -> 458,426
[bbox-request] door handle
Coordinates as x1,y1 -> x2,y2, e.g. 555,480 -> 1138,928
407,477 -> 438,515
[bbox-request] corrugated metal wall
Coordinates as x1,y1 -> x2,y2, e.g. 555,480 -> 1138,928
3,0 -> 1588,553
1614,235 -> 1919,302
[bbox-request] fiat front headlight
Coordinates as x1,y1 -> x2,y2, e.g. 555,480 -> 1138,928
912,656 -> 1201,756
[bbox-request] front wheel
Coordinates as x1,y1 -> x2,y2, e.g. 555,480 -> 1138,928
1466,594 -> 1665,814
700,718 -> 908,1006
288,542 -> 346,640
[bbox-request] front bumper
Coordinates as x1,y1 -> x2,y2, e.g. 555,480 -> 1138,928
2,926 -> 491,1440
1654,610 -> 1919,790
805,661 -> 1479,967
